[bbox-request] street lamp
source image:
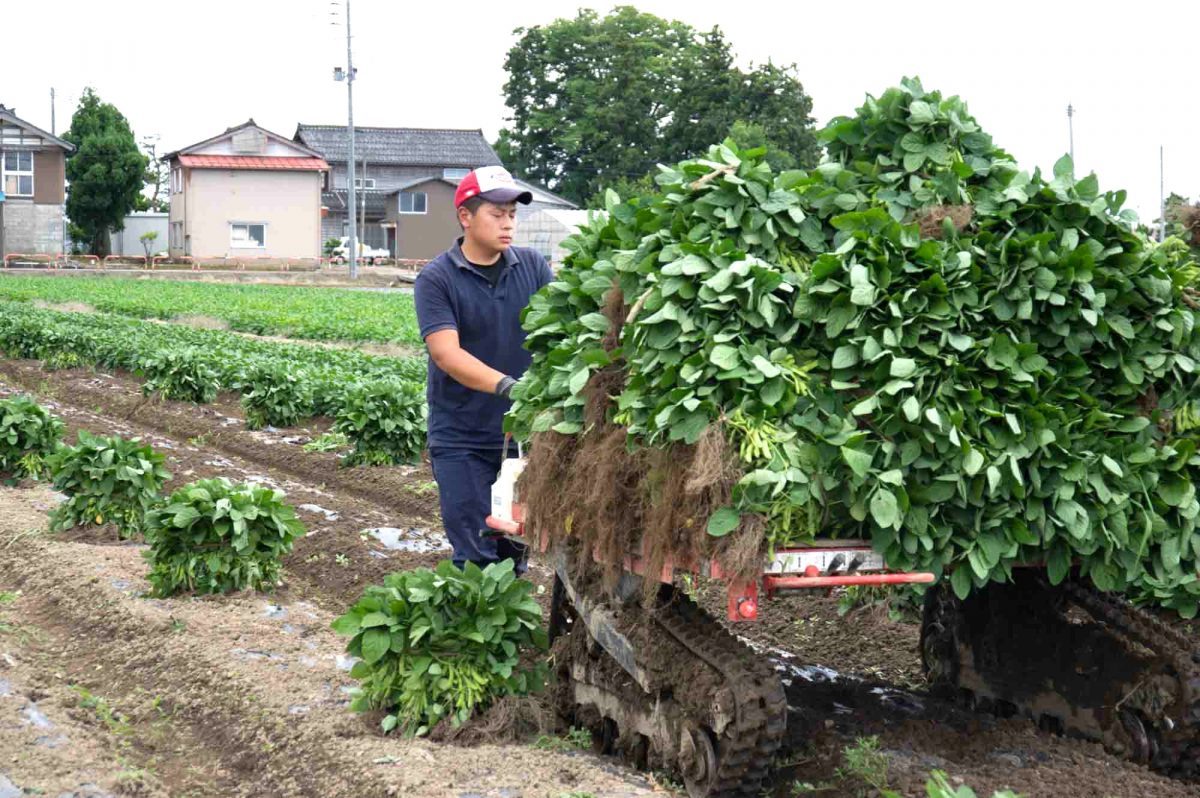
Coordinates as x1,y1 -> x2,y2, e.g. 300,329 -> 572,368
333,1 -> 358,279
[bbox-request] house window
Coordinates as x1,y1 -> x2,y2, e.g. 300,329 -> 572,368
353,177 -> 376,189
230,223 -> 266,248
170,222 -> 184,249
2,151 -> 34,196
442,168 -> 470,181
171,167 -> 182,194
398,191 -> 427,214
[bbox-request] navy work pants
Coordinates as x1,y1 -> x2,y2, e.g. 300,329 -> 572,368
428,446 -> 527,572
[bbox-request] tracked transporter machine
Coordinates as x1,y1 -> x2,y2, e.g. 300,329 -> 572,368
489,492 -> 1200,797
481,81 -> 1200,798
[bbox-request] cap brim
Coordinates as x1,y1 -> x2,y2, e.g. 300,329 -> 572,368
478,188 -> 534,205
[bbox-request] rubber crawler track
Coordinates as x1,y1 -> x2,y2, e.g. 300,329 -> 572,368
923,577 -> 1200,780
657,594 -> 788,796
559,584 -> 787,797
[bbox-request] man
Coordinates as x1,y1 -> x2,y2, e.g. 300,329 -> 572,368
414,165 -> 553,571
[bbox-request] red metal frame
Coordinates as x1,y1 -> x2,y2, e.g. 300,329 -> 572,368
3,253 -> 59,268
763,572 -> 935,593
150,255 -> 194,269
485,510 -> 936,623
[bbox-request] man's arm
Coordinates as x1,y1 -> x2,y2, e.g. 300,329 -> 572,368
425,329 -> 510,395
416,271 -> 510,396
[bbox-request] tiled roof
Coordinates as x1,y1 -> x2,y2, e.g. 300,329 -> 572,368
294,125 -> 502,167
178,155 -> 328,171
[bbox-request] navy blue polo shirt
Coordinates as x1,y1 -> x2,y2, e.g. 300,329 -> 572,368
414,238 -> 554,450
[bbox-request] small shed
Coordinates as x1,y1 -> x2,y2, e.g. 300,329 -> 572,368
111,212 -> 169,258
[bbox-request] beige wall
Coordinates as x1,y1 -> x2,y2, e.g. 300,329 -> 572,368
386,179 -> 461,261
32,149 -> 65,204
178,168 -> 322,259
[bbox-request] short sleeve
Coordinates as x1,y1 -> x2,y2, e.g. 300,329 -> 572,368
414,270 -> 458,340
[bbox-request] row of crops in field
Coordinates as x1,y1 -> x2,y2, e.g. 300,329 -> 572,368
0,302 -> 427,465
0,275 -> 421,344
0,392 -> 548,737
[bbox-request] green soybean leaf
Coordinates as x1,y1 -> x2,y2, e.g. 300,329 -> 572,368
706,507 -> 741,537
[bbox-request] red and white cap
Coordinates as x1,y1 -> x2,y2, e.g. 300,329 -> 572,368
454,166 -> 534,208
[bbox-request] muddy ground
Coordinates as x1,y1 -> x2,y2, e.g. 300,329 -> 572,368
0,356 -> 1196,798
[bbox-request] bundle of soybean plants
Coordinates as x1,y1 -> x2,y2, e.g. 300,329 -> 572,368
48,431 -> 171,538
143,477 -> 305,596
508,77 -> 1200,614
0,395 -> 64,482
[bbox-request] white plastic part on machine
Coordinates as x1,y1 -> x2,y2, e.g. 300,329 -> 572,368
490,440 -> 526,524
764,545 -> 886,575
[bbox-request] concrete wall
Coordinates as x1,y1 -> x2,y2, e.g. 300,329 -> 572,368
112,213 -> 169,257
179,169 -> 322,259
0,200 -> 64,255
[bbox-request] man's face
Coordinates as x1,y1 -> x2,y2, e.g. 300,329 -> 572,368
461,201 -> 518,252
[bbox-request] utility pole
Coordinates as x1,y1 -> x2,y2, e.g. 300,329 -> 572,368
360,159 -> 367,257
50,87 -> 55,135
1160,145 -> 1166,243
333,0 -> 358,279
1066,103 -> 1074,167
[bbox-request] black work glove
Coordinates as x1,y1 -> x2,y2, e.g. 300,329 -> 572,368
495,375 -> 517,399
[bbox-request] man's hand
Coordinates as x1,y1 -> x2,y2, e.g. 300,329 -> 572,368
424,329 -> 509,394
495,375 -> 517,398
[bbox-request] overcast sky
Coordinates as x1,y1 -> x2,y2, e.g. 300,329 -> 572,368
5,0 -> 1196,220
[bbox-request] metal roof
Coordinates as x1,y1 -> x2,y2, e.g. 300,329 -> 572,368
323,190 -> 390,216
0,105 -> 74,152
294,124 -> 502,167
178,154 -> 328,171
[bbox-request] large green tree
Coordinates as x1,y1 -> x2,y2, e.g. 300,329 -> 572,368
496,7 -> 818,205
63,88 -> 148,255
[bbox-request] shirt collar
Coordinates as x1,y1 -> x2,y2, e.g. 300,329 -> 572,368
448,237 -> 519,271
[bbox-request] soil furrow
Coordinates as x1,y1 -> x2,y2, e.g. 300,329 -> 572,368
3,357 -> 1200,796
0,485 -> 658,798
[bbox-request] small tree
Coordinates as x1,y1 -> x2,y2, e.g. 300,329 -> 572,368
135,136 -> 169,213
140,230 -> 159,260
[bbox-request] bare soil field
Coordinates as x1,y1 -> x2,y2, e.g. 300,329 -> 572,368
0,356 -> 1195,798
